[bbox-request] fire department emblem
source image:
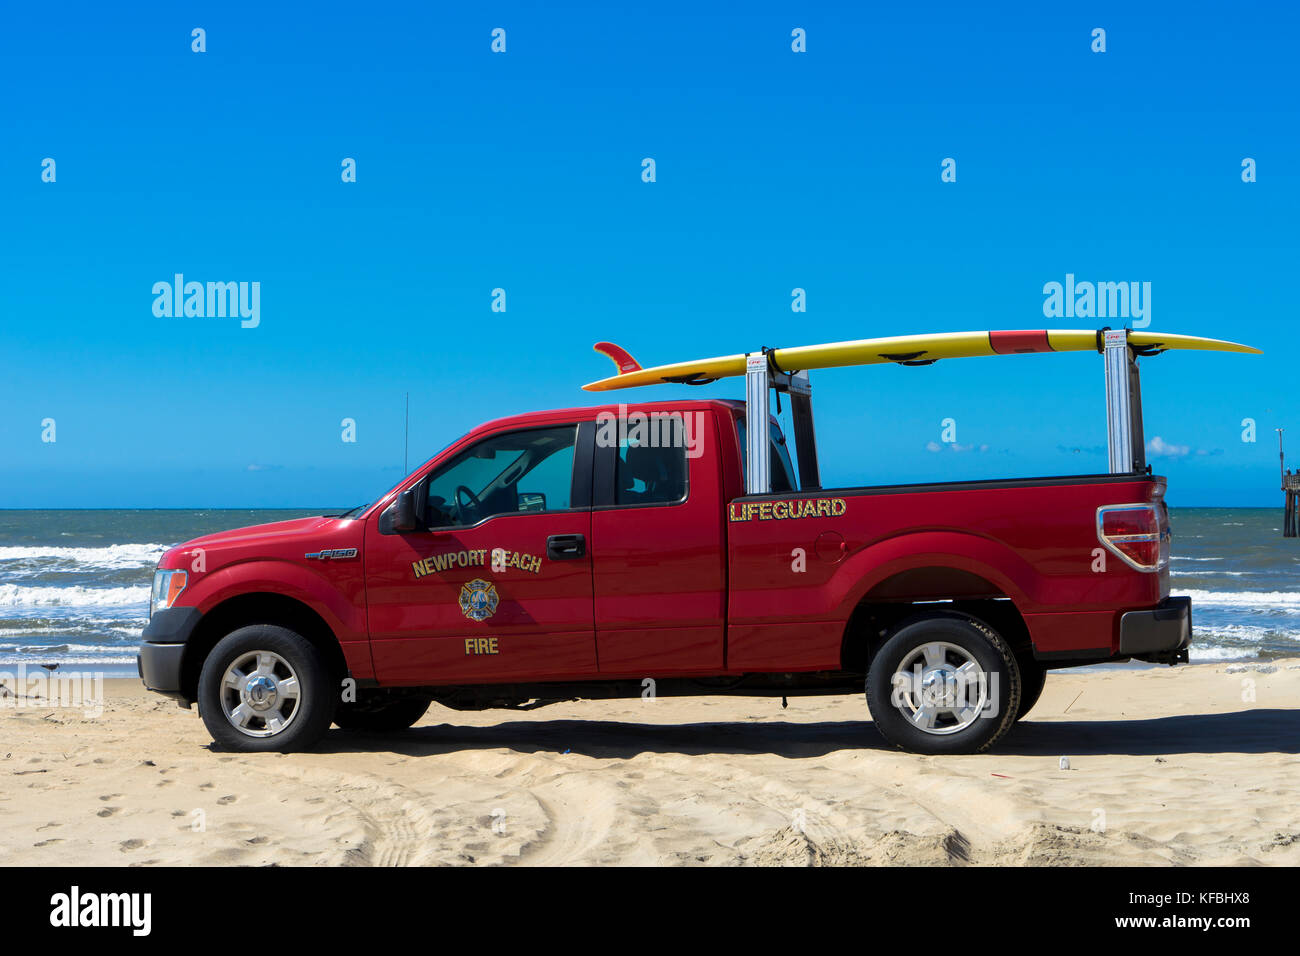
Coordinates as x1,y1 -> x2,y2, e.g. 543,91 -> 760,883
459,578 -> 499,622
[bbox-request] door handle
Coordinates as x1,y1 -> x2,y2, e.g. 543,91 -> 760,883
546,534 -> 586,560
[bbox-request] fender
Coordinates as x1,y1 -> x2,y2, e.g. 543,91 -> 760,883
830,530 -> 1041,617
183,558 -> 367,644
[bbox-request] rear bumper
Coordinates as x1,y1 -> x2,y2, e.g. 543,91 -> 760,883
138,606 -> 203,703
1119,595 -> 1192,663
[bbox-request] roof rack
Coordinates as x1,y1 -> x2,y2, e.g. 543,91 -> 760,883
742,329 -> 1149,494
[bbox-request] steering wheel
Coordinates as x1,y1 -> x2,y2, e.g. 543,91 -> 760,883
453,485 -> 483,524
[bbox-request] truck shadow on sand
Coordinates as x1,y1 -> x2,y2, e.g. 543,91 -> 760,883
314,708 -> 1300,759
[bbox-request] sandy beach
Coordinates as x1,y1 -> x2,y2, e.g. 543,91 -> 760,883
1,662 -> 1298,867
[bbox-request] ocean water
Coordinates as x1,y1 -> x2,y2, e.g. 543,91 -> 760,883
1165,508 -> 1300,661
0,510 -> 323,677
0,507 -> 1296,675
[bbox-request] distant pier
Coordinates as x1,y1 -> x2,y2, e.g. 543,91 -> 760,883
1286,471 -> 1300,538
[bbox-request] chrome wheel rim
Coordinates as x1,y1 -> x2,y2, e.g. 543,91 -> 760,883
219,650 -> 302,738
890,641 -> 989,736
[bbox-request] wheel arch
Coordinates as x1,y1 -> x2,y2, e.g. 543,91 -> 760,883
840,576 -> 1032,674
180,592 -> 347,703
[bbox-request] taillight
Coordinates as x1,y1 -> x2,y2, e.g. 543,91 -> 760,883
1097,504 -> 1168,571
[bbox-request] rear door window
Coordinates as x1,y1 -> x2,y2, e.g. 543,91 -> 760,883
614,437 -> 688,505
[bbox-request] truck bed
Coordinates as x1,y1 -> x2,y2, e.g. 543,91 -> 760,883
724,472 -> 1169,671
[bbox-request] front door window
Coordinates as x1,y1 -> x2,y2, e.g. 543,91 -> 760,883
425,425 -> 577,528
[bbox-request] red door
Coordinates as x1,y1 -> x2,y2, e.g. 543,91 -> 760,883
589,405 -> 726,675
365,422 -> 597,684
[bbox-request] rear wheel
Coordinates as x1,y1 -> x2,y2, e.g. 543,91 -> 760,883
866,613 -> 1021,755
197,625 -> 336,753
334,696 -> 431,732
1014,657 -> 1047,721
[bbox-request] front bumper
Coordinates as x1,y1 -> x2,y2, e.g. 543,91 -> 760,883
138,606 -> 203,702
139,641 -> 186,695
1119,595 -> 1192,664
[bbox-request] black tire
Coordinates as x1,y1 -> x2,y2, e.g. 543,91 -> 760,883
334,696 -> 431,732
197,625 -> 337,753
866,612 -> 1021,755
1014,656 -> 1047,721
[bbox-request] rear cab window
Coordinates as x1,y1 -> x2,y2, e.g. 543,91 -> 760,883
735,417 -> 798,493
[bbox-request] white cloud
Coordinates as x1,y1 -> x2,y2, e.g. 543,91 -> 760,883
1146,436 -> 1190,458
926,441 -> 988,454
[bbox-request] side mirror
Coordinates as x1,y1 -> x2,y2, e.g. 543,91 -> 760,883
381,489 -> 419,534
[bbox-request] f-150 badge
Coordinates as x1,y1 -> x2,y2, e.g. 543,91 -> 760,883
459,578 -> 500,622
304,548 -> 358,560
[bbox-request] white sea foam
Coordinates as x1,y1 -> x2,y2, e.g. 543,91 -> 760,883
1189,645 -> 1265,662
1194,623 -> 1289,643
0,584 -> 150,608
0,625 -> 143,638
1170,556 -> 1224,562
1180,588 -> 1300,609
0,654 -> 138,665
0,543 -> 166,570
4,641 -> 137,654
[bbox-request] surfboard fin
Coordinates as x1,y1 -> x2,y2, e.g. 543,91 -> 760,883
593,342 -> 642,375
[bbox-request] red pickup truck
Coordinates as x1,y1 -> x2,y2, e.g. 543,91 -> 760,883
139,329 -> 1254,754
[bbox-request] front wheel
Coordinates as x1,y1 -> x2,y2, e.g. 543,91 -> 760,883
197,625 -> 337,753
866,613 -> 1021,755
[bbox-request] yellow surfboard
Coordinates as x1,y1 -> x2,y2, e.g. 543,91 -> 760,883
583,330 -> 1261,392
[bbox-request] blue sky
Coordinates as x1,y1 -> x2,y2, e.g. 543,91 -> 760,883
1,1 -> 1295,507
